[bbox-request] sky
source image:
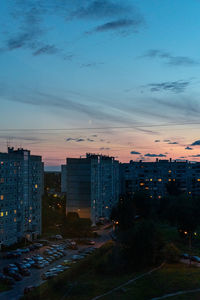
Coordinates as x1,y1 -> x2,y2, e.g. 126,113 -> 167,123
1,0 -> 200,170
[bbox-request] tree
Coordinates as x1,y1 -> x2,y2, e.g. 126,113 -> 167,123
111,194 -> 135,231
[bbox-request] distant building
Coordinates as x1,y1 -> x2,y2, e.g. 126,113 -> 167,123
61,165 -> 67,193
0,148 -> 44,247
62,154 -> 120,224
121,159 -> 200,199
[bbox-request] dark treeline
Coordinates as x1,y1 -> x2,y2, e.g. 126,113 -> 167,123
97,181 -> 200,274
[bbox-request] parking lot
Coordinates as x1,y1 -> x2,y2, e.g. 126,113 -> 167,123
0,227 -> 111,300
0,240 -> 96,300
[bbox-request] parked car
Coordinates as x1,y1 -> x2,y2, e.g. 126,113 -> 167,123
0,273 -> 15,285
19,268 -> 31,276
24,286 -> 36,295
180,253 -> 189,259
191,256 -> 200,262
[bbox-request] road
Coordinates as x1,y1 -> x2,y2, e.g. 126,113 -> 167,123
0,227 -> 111,300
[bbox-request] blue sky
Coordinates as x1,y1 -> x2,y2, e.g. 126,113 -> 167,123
1,0 -> 200,169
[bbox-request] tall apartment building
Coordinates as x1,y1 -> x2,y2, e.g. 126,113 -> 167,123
62,154 -> 120,224
0,148 -> 43,247
121,159 -> 200,199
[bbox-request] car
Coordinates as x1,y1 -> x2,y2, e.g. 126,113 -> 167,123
19,268 -> 31,276
7,264 -> 19,272
11,251 -> 21,258
180,253 -> 190,259
13,272 -> 23,281
34,262 -> 45,269
0,273 -> 15,285
29,245 -> 36,251
34,243 -> 43,249
191,256 -> 200,262
24,286 -> 36,295
20,248 -> 30,253
41,272 -> 57,280
55,235 -> 63,240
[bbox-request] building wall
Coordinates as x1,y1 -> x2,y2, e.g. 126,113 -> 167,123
66,158 -> 91,219
121,159 -> 200,199
65,154 -> 120,224
0,148 -> 43,247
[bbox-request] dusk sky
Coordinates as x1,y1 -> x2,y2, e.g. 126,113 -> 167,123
1,0 -> 200,170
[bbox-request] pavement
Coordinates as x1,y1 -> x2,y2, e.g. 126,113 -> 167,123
0,226 -> 111,300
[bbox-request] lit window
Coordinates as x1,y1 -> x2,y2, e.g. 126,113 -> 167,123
29,219 -> 32,223
173,179 -> 176,181
168,179 -> 171,182
0,195 -> 4,200
0,212 -> 3,217
145,187 -> 149,190
168,170 -> 172,173
140,182 -> 145,186
0,162 -> 3,165
158,179 -> 162,182
158,196 -> 162,199
197,179 -> 200,182
14,218 -> 16,222
189,192 -> 191,194
14,210 -> 17,214
5,211 -> 8,216
150,195 -> 153,198
35,184 -> 38,188
150,179 -> 153,181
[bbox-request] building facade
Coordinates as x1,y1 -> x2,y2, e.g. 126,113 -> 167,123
121,159 -> 200,199
0,148 -> 43,247
62,154 -> 120,224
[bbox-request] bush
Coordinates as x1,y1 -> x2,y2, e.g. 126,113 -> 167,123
163,242 -> 180,263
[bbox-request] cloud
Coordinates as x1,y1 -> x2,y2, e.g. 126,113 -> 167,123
93,18 -> 143,33
66,138 -> 85,142
168,141 -> 178,145
163,139 -> 170,142
130,150 -> 141,155
70,0 -> 132,20
145,80 -> 190,94
99,147 -> 110,150
191,140 -> 200,146
33,44 -> 60,56
80,62 -> 104,68
66,137 -> 95,143
185,146 -> 193,150
143,49 -> 198,66
154,140 -> 160,142
144,153 -> 166,157
189,154 -> 200,157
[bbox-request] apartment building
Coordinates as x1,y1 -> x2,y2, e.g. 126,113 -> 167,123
62,154 -> 120,224
0,148 -> 43,247
121,159 -> 200,199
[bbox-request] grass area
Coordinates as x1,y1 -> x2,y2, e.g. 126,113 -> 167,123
21,242 -> 148,300
101,264 -> 200,300
21,224 -> 200,300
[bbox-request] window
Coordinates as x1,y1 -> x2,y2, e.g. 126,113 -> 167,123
14,210 -> 17,214
35,184 -> 38,188
0,195 -> 3,200
0,212 -> 3,217
158,179 -> 162,182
